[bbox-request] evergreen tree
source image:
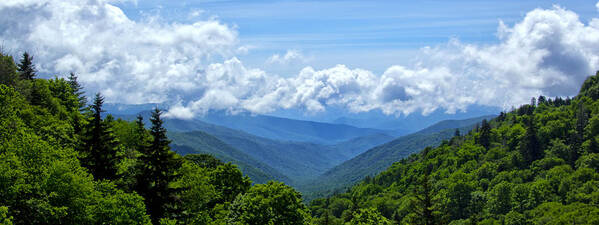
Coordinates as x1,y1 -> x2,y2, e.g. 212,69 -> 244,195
410,165 -> 438,225
82,93 -> 120,180
478,119 -> 491,150
520,116 -> 541,164
572,102 -> 588,166
133,115 -> 151,201
17,52 -> 36,80
67,72 -> 87,110
137,108 -> 184,224
538,95 -> 547,105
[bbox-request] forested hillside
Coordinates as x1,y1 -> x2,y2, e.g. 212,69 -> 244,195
310,73 -> 599,224
115,111 -> 393,185
301,117 -> 489,201
0,51 -> 311,224
169,130 -> 292,184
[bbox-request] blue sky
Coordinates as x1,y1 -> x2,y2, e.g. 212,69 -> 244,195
2,0 -> 599,120
114,0 -> 598,75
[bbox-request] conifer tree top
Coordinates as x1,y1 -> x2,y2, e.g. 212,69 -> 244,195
17,52 -> 36,80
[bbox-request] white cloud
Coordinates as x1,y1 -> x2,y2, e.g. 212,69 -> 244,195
266,49 -> 306,65
596,1 -> 599,11
2,2 -> 599,119
0,0 -> 238,104
163,103 -> 194,120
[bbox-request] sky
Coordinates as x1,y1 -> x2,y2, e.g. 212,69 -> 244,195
1,0 -> 599,119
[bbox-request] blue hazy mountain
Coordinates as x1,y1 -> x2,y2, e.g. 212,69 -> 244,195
110,105 -> 498,188
197,111 -> 399,144
329,105 -> 500,131
299,115 -> 494,199
104,103 -> 498,143
114,112 -> 353,183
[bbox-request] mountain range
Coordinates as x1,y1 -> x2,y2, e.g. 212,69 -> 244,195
111,107 -> 494,197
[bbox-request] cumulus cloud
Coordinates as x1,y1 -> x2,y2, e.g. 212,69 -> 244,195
0,0 -> 238,104
2,2 -> 599,119
266,49 -> 306,65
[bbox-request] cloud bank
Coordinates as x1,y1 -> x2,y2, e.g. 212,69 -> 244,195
1,1 -> 599,119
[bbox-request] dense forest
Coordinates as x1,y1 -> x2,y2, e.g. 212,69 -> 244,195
3,47 -> 599,225
309,74 -> 599,224
0,51 -> 310,224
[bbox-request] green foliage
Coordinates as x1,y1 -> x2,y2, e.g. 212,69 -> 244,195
81,93 -> 121,181
209,163 -> 251,204
91,182 -> 151,224
137,108 -> 184,224
311,72 -> 599,224
580,71 -> 599,100
185,154 -> 225,169
0,84 -> 147,224
66,72 -> 86,110
349,208 -> 392,225
0,206 -> 12,225
0,52 -> 18,87
0,49 -> 315,224
17,52 -> 35,80
228,181 -> 310,225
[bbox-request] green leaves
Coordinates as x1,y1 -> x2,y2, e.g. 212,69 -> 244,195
228,181 -> 310,225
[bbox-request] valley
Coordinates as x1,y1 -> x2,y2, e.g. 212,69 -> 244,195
112,108 -> 495,197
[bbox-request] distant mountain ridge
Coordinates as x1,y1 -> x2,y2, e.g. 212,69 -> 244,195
196,111 -> 400,144
299,115 -> 494,199
168,131 -> 291,184
107,106 -> 401,145
114,113 -> 353,183
415,115 -> 496,134
330,105 -> 499,131
112,109 -> 497,193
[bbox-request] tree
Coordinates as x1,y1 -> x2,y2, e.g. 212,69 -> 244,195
67,72 -> 86,110
538,95 -> 547,105
0,52 -> 18,86
572,102 -> 588,166
349,208 -> 392,225
17,52 -> 36,80
446,181 -> 474,220
184,154 -> 224,169
81,93 -> 121,181
478,119 -> 491,150
136,108 -> 184,224
410,170 -> 439,225
487,182 -> 512,215
227,181 -> 310,225
520,116 -> 541,164
209,163 -> 251,204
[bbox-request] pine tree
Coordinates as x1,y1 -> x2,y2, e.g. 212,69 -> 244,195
410,168 -> 438,225
136,108 -> 184,224
133,115 -> 151,200
478,119 -> 491,150
571,102 -> 588,166
520,116 -> 541,164
67,72 -> 87,110
538,95 -> 547,105
82,93 -> 120,180
17,52 -> 36,80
